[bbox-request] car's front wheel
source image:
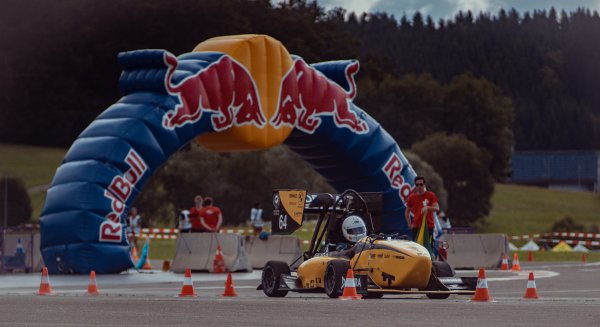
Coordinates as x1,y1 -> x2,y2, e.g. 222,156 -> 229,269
261,261 -> 290,297
324,260 -> 350,298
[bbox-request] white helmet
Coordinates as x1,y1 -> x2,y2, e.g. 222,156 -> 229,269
342,215 -> 367,243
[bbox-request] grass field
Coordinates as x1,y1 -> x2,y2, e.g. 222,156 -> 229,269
480,184 -> 600,235
0,143 -> 67,219
0,143 -> 66,188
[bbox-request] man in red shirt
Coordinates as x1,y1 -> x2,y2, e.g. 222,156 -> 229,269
189,195 -> 203,232
198,197 -> 223,233
404,176 -> 440,242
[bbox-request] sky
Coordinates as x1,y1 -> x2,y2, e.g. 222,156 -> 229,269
316,0 -> 600,21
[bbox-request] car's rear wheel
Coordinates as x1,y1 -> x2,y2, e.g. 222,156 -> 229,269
324,260 -> 350,298
261,261 -> 290,297
363,292 -> 384,299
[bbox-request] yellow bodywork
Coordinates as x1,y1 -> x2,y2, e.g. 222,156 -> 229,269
297,239 -> 432,289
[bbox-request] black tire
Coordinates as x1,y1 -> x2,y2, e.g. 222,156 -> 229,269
261,261 -> 291,297
324,260 -> 350,298
432,261 -> 455,277
426,292 -> 450,299
363,292 -> 384,299
425,261 -> 453,299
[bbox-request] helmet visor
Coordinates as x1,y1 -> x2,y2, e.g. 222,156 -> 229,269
347,226 -> 366,235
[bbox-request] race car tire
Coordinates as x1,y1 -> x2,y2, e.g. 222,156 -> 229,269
261,260 -> 291,297
363,292 -> 384,299
426,292 -> 450,299
324,260 -> 350,298
432,261 -> 455,277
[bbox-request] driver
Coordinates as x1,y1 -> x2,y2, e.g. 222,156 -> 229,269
330,215 -> 368,252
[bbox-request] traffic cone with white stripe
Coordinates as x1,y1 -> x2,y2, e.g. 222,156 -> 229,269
523,272 -> 539,299
471,268 -> 491,301
87,271 -> 100,295
527,251 -> 534,262
511,253 -> 521,271
340,269 -> 362,300
582,253 -> 587,264
500,254 -> 509,270
178,268 -> 197,297
37,267 -> 53,296
212,246 -> 226,273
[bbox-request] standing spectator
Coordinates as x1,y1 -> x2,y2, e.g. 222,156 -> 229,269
128,207 -> 142,250
178,207 -> 192,233
198,197 -> 223,233
404,176 -> 440,246
250,202 -> 264,236
189,195 -> 203,233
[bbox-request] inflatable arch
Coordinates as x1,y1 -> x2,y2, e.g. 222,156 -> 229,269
40,35 -> 417,274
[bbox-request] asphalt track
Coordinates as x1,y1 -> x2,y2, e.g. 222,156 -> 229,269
1,261 -> 599,326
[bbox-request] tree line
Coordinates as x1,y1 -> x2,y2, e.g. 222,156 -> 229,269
2,0 -> 599,227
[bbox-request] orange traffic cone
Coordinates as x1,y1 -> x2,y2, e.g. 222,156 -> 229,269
142,239 -> 153,270
212,246 -> 226,273
87,271 -> 100,295
162,260 -> 171,272
511,253 -> 521,271
222,272 -> 238,297
178,268 -> 197,297
340,269 -> 362,300
500,254 -> 509,270
523,272 -> 539,299
527,251 -> 534,262
37,267 -> 54,295
471,268 -> 491,301
131,247 -> 139,263
582,253 -> 587,264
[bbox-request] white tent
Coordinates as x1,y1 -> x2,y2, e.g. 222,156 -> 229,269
573,243 -> 590,253
519,240 -> 540,251
509,242 -> 519,251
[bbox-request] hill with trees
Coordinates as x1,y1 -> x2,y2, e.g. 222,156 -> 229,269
1,0 -> 598,227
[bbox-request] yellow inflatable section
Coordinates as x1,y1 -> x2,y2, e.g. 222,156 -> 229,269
193,35 -> 294,151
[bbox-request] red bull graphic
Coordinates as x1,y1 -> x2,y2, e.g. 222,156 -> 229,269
383,153 -> 414,203
40,35 -> 415,274
270,58 -> 368,135
100,149 -> 147,242
161,53 -> 266,132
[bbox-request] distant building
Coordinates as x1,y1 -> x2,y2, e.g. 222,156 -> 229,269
511,151 -> 599,192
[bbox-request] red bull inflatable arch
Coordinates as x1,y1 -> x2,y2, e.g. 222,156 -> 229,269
40,35 -> 417,274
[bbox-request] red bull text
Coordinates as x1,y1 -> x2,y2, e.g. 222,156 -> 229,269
383,153 -> 413,203
100,149 -> 147,242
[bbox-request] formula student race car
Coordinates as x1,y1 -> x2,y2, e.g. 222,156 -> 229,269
259,189 -> 477,299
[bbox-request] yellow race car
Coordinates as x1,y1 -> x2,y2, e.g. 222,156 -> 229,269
260,190 -> 476,299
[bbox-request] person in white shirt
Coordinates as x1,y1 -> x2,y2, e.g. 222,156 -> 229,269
128,207 -> 142,250
250,202 -> 264,236
178,208 -> 191,233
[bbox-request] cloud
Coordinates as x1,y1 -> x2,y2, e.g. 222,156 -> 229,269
316,0 -> 600,21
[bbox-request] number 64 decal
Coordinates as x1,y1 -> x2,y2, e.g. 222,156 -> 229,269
279,214 -> 288,230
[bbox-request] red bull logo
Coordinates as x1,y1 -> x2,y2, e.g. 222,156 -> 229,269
383,153 -> 413,203
270,58 -> 369,134
161,52 -> 266,131
160,50 -> 368,136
